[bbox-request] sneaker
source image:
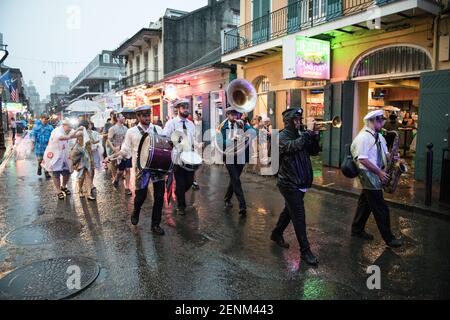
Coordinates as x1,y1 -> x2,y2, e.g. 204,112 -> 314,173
125,188 -> 132,196
301,249 -> 319,266
386,238 -> 403,248
224,201 -> 233,209
239,208 -> 247,216
131,212 -> 140,225
192,182 -> 200,190
44,171 -> 51,179
151,225 -> 165,236
270,233 -> 290,249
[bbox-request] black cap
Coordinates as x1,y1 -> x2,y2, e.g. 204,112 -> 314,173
282,108 -> 303,122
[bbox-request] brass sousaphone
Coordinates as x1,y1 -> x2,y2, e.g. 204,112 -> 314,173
214,79 -> 257,157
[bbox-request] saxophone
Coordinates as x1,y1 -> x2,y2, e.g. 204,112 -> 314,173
383,131 -> 408,193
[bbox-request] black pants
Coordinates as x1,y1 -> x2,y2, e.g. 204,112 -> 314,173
134,180 -> 165,227
352,189 -> 394,243
224,164 -> 247,209
272,187 -> 310,253
174,165 -> 195,209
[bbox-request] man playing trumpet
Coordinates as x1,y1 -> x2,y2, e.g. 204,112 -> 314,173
271,107 -> 320,266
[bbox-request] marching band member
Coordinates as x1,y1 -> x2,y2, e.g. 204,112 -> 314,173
107,105 -> 166,235
270,107 -> 320,266
163,99 -> 196,216
220,107 -> 254,216
350,110 -> 402,247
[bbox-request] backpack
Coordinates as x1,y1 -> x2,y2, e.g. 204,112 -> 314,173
341,143 -> 359,178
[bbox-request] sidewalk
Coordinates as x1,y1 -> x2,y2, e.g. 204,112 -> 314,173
245,157 -> 449,220
0,133 -> 15,168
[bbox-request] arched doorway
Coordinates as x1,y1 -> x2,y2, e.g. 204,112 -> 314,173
351,44 -> 433,177
251,75 -> 270,121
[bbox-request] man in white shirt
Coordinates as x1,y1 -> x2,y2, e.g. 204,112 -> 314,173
108,114 -> 132,195
163,99 -> 196,215
107,105 -> 165,235
350,109 -> 402,248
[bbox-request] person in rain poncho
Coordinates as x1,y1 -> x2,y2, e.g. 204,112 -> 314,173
71,120 -> 103,201
41,119 -> 83,200
30,114 -> 54,178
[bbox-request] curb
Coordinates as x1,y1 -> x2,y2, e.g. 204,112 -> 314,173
0,146 -> 13,167
311,183 -> 450,221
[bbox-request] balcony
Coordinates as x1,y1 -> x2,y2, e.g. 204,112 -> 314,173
113,68 -> 160,91
222,0 -> 442,60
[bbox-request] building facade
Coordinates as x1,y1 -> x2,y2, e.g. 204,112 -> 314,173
222,0 -> 450,181
113,0 -> 240,135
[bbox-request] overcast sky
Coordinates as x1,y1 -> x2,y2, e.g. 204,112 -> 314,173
0,0 -> 207,98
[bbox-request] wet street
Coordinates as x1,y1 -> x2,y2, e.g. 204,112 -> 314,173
1,149 -> 450,300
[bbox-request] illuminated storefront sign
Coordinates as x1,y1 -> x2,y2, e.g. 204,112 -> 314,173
283,36 -> 330,80
5,102 -> 26,112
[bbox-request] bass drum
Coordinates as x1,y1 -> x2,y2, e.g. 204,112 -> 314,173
137,133 -> 174,174
179,151 -> 202,171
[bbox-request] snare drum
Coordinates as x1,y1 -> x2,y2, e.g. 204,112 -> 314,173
137,133 -> 174,174
179,151 -> 202,171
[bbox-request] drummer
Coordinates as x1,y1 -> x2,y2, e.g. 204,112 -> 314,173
163,99 -> 197,215
106,105 -> 166,235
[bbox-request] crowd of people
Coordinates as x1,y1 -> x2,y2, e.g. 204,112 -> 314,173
11,99 -> 405,267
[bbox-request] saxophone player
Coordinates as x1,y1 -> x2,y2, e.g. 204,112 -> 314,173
350,110 -> 402,248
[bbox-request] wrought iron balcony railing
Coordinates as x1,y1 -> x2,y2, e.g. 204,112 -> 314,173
223,0 -> 442,55
113,68 -> 159,91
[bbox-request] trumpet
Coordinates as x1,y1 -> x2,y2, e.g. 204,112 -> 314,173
314,116 -> 342,131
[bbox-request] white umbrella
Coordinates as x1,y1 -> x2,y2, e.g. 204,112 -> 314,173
90,111 -> 109,128
67,100 -> 104,113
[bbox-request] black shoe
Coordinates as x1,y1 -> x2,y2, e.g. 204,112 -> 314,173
224,201 -> 233,209
37,167 -> 42,176
177,207 -> 186,216
45,171 -> 51,179
270,233 -> 290,249
239,208 -> 247,216
131,212 -> 140,225
192,182 -> 200,190
113,179 -> 119,188
151,225 -> 165,236
351,231 -> 374,240
301,249 -> 319,266
386,238 -> 403,248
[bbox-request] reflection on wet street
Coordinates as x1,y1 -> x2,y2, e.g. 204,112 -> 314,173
1,156 -> 450,299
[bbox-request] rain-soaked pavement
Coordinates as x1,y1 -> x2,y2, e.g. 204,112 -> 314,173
1,152 -> 450,299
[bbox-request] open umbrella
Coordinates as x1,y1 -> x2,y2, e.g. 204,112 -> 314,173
90,111 -> 109,128
67,100 -> 104,113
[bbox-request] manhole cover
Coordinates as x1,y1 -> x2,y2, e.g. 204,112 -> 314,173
4,218 -> 82,246
0,256 -> 100,300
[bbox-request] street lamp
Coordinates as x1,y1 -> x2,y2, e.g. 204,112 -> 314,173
0,44 -> 9,150
0,44 -> 8,64
0,84 -> 5,149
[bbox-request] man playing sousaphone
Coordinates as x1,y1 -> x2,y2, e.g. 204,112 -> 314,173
350,110 -> 403,248
106,105 -> 166,235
